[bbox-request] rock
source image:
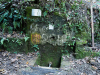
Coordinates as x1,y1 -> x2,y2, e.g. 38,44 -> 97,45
89,59 -> 96,65
80,73 -> 87,75
2,52 -> 7,57
62,56 -> 65,60
9,73 -> 17,75
84,57 -> 89,62
92,70 -> 96,74
16,54 -> 23,57
21,58 -> 25,60
1,61 -> 7,65
7,34 -> 11,37
82,59 -> 86,63
75,60 -> 83,65
97,57 -> 100,63
0,58 -> 2,61
13,64 -> 19,68
21,65 -> 28,68
0,32 -> 2,36
0,69 -> 7,74
96,70 -> 100,74
11,58 -> 18,63
0,62 -> 2,65
0,69 -> 4,72
2,51 -> 10,57
3,58 -> 7,61
91,66 -> 98,71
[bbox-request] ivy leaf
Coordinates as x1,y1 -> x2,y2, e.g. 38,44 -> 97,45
3,11 -> 9,17
9,13 -> 12,18
13,21 -> 17,29
24,17 -> 27,19
33,45 -> 39,50
1,38 -> 5,45
0,17 -> 3,22
24,37 -> 29,42
14,10 -> 19,13
43,11 -> 47,17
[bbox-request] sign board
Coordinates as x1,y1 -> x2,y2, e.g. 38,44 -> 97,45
49,24 -> 54,30
31,33 -> 41,44
32,9 -> 41,16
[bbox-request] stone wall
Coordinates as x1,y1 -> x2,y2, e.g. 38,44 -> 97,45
24,0 -> 100,59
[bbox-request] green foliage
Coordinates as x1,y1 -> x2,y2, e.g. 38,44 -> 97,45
62,40 -> 75,55
75,46 -> 100,59
1,38 -> 9,45
43,11 -> 48,17
24,37 -> 30,42
1,38 -> 5,45
2,38 -> 28,53
0,1 -> 27,33
33,44 -> 39,52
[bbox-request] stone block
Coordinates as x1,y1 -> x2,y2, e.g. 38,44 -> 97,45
34,43 -> 63,68
2,37 -> 28,53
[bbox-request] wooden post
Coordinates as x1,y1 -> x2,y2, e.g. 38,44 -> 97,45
91,1 -> 94,47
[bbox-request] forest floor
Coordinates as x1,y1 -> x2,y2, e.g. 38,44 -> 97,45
0,50 -> 100,75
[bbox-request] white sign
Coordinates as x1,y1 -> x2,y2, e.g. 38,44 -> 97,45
32,9 -> 41,16
49,24 -> 54,30
85,0 -> 96,3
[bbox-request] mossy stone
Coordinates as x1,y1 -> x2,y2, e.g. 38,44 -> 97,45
26,7 -> 34,19
35,43 -> 62,68
76,32 -> 90,40
75,46 -> 88,59
25,6 -> 41,18
25,6 -> 36,32
76,40 -> 87,45
75,46 -> 99,59
3,38 -> 28,53
54,12 -> 65,18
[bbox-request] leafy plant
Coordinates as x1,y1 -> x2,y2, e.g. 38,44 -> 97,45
16,39 -> 23,45
43,11 -> 48,17
24,37 -> 30,42
0,1 -> 27,33
1,38 -> 9,45
33,44 -> 39,52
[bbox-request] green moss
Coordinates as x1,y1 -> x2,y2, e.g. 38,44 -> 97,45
25,6 -> 42,33
25,6 -> 41,19
76,32 -> 90,40
35,43 -> 62,68
26,7 -> 33,19
75,46 -> 100,59
81,32 -> 90,40
75,46 -> 88,59
54,12 -> 65,18
34,55 -> 41,66
76,40 -> 87,45
2,38 -> 28,53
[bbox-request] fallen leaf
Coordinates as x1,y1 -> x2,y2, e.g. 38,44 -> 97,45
7,34 -> 11,37
0,69 -> 4,72
26,62 -> 29,65
91,66 -> 98,70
